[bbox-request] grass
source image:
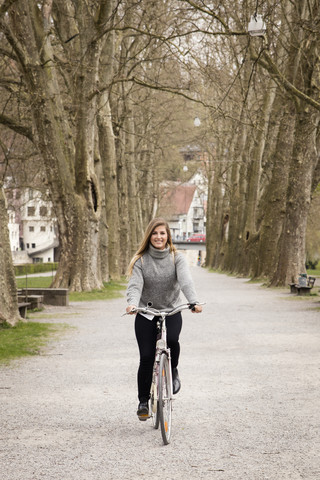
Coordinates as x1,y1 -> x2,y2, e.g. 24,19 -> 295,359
16,276 -> 53,289
16,275 -> 127,301
0,321 -> 67,365
307,268 -> 320,277
69,281 -> 126,301
283,292 -> 319,301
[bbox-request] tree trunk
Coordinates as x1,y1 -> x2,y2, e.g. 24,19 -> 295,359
223,111 -> 248,272
0,188 -> 20,325
244,81 -> 277,240
97,97 -> 121,281
254,100 -> 296,280
206,131 -> 229,269
124,99 -> 139,257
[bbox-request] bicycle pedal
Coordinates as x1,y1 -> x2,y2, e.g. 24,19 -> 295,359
138,414 -> 149,421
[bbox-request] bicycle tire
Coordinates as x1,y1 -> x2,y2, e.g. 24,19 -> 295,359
150,375 -> 159,429
159,353 -> 172,445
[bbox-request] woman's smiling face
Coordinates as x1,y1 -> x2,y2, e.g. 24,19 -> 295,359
150,225 -> 168,250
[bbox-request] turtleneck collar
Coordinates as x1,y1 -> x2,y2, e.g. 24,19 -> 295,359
148,244 -> 170,259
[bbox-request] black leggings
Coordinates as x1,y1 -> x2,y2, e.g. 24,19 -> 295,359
134,312 -> 182,402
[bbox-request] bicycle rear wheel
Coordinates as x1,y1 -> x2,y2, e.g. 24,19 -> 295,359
159,353 -> 172,445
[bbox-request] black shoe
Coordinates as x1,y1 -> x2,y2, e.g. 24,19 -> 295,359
137,401 -> 149,421
172,368 -> 181,394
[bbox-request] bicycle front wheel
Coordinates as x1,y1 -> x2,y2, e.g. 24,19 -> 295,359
150,374 -> 159,429
159,353 -> 172,445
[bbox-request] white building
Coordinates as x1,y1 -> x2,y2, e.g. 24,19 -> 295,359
8,209 -> 20,252
19,188 -> 58,263
6,186 -> 58,264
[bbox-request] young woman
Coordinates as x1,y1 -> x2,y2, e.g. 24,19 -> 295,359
126,217 -> 202,420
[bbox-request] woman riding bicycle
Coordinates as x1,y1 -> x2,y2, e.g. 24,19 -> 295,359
126,217 -> 202,420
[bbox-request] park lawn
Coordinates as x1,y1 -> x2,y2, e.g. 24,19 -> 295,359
69,281 -> 126,301
16,276 -> 126,301
307,268 -> 320,277
0,321 -> 63,365
16,276 -> 53,288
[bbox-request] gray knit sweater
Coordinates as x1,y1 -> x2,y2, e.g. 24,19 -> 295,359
126,245 -> 199,310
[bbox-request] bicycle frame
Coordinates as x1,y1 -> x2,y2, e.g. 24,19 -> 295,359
151,315 -> 172,415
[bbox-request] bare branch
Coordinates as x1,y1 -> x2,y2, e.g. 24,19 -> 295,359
0,113 -> 33,141
180,0 -> 246,35
96,23 -> 247,45
253,48 -> 320,111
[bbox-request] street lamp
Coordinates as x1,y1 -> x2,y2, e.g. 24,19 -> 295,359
248,14 -> 266,37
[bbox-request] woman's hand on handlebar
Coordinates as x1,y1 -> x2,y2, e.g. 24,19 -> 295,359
191,304 -> 202,313
126,305 -> 137,314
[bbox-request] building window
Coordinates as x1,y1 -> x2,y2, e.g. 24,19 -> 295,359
26,243 -> 30,248
40,206 -> 47,216
27,206 -> 35,216
28,189 -> 33,200
33,258 -> 43,264
32,243 -> 36,248
40,226 -> 46,232
29,226 -> 34,232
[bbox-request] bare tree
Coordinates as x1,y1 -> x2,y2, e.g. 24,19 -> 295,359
0,0 -> 118,291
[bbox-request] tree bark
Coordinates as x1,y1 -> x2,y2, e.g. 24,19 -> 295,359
0,187 -> 20,325
98,97 -> 121,281
97,30 -> 121,281
254,99 -> 296,280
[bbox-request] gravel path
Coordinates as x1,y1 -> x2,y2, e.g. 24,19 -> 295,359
1,268 -> 320,480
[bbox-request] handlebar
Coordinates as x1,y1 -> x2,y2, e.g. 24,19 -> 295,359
123,302 -> 205,317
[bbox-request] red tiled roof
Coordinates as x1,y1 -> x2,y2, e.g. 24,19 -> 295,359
159,184 -> 196,217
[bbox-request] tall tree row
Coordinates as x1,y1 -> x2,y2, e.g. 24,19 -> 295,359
198,0 -> 320,285
1,0 -> 118,294
0,0 -> 195,323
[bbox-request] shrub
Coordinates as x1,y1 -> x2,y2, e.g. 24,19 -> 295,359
14,262 -> 58,276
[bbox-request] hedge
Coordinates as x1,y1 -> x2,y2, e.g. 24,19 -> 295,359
14,262 -> 58,276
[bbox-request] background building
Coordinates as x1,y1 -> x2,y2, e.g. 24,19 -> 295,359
6,182 -> 58,264
158,170 -> 207,240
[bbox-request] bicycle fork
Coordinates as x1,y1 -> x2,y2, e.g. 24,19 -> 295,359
151,349 -> 173,407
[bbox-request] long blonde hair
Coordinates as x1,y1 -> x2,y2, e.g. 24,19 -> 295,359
126,217 -> 176,277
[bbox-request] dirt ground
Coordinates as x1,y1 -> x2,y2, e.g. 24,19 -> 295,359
1,267 -> 320,480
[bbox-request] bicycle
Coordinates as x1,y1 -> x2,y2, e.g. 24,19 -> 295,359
125,302 -> 203,445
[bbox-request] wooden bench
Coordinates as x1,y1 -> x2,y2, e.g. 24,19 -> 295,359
19,288 -> 69,306
296,276 -> 316,295
18,295 -> 44,310
18,302 -> 31,319
289,276 -> 316,296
